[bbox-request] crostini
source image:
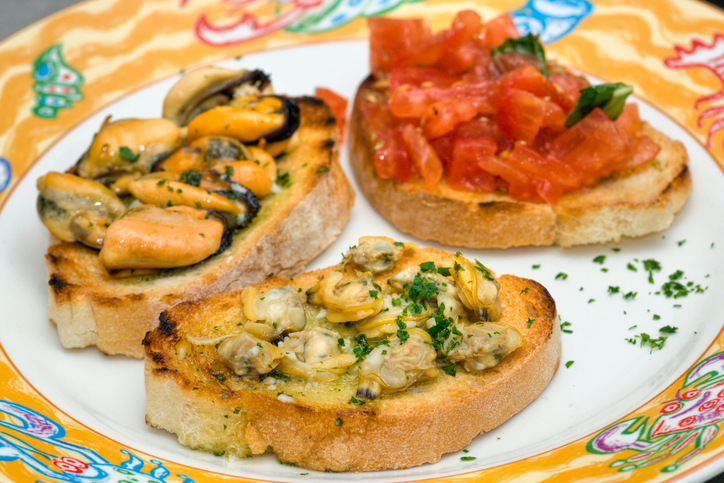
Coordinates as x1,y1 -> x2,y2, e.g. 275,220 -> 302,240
143,237 -> 561,471
348,11 -> 691,248
40,67 -> 354,358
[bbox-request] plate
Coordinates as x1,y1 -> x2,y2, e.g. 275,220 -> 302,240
1,0 -> 724,482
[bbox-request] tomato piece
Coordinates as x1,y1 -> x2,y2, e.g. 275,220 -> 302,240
541,101 -> 566,132
479,13 -> 519,50
448,136 -> 504,192
376,125 -> 415,181
614,103 -> 642,135
315,87 -> 348,141
422,97 -> 479,139
548,108 -> 630,179
369,18 -> 431,74
497,87 -> 546,144
548,68 -> 589,112
424,10 -> 484,72
499,64 -> 555,98
402,124 -> 443,189
389,80 -> 496,119
359,93 -> 415,181
388,67 -> 459,90
628,134 -> 661,168
478,143 -> 581,203
369,11 -> 486,75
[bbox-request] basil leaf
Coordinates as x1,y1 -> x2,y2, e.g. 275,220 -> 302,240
564,82 -> 633,128
490,33 -> 548,79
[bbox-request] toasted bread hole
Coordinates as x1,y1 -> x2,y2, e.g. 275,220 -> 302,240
526,302 -> 540,319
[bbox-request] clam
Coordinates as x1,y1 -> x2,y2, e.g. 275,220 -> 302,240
98,204 -> 227,272
276,327 -> 355,381
443,322 -> 524,372
163,67 -> 273,126
356,329 -> 439,400
343,236 -> 405,274
241,286 -> 307,340
355,294 -> 431,339
451,256 -> 502,321
36,171 -> 126,248
307,271 -> 384,323
75,117 -> 181,180
217,331 -> 281,376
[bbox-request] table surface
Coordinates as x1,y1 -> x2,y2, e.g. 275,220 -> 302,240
1,0 -> 723,482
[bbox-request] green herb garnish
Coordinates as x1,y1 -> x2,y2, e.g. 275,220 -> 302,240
565,82 -> 633,128
491,33 -> 548,78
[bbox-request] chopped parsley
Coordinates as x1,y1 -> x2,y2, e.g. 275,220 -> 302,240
180,170 -> 201,186
560,321 -> 573,333
119,145 -> 140,162
626,332 -> 667,352
460,456 -> 477,461
474,260 -> 495,280
555,272 -> 568,280
565,361 -> 574,368
593,255 -> 606,264
443,364 -> 457,376
608,286 -> 620,294
276,171 -> 291,187
526,318 -> 536,328
642,259 -> 661,283
347,396 -> 366,407
659,325 -> 678,334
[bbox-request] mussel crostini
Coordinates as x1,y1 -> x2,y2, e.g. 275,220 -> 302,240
37,69 -> 299,277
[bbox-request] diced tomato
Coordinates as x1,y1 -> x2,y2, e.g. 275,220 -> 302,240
499,64 -> 555,98
369,18 -> 431,74
369,10 -> 486,75
541,101 -> 566,132
423,98 -> 479,139
497,87 -> 546,144
423,10 -> 484,72
478,143 -> 581,203
628,134 -> 661,168
479,13 -> 519,50
549,108 -> 631,179
402,124 -> 443,189
365,10 -> 659,204
359,93 -> 415,181
548,68 -> 589,113
448,136 -> 504,192
389,80 -> 496,119
388,68 -> 459,90
315,87 -> 348,141
614,103 -> 642,135
375,125 -> 415,181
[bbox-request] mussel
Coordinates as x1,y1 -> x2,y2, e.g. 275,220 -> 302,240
98,204 -> 227,272
163,68 -> 273,126
37,171 -> 126,248
75,117 -> 181,180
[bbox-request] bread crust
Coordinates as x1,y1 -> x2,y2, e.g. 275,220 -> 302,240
143,247 -> 561,472
46,97 -> 354,358
348,76 -> 691,249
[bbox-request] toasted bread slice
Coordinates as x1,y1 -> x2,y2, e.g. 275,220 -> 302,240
348,76 -> 691,249
46,97 -> 354,358
144,244 -> 560,472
